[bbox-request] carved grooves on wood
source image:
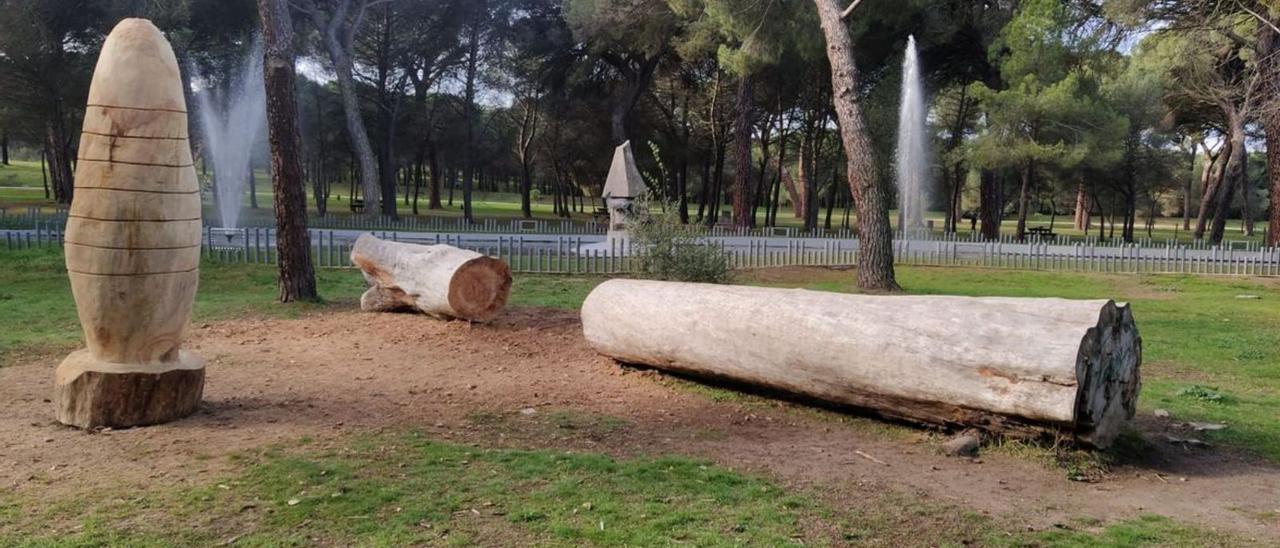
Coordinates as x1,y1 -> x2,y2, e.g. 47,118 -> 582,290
86,103 -> 188,114
76,157 -> 195,169
79,130 -> 190,141
64,240 -> 201,251
73,187 -> 199,195
68,214 -> 201,222
67,266 -> 200,277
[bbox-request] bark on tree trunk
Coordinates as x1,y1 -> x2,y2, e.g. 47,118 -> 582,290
1240,155 -> 1254,237
1182,142 -> 1198,232
312,8 -> 379,215
461,19 -> 480,223
582,280 -> 1142,448
260,0 -> 318,302
1016,160 -> 1033,241
1073,183 -> 1090,231
1195,141 -> 1228,240
979,169 -> 1001,240
1209,108 -> 1247,244
731,75 -> 754,228
813,0 -> 897,291
45,121 -> 75,204
1258,24 -> 1280,246
0,130 -> 8,165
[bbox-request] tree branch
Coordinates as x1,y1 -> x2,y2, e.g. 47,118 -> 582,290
1237,1 -> 1280,35
840,0 -> 864,20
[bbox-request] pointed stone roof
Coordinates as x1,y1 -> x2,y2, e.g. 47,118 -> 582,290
602,140 -> 645,199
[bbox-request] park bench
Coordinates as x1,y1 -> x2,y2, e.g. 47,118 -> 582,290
592,208 -> 609,223
350,198 -> 365,214
1027,226 -> 1055,239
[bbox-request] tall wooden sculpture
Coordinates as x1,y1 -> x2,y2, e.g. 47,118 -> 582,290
56,19 -> 205,428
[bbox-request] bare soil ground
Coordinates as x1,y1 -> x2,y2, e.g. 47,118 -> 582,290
2,307 -> 1278,540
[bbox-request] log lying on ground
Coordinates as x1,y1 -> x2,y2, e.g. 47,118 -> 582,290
581,280 -> 1141,448
350,234 -> 512,322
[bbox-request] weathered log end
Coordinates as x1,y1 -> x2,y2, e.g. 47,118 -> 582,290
54,349 -> 205,429
447,256 -> 512,322
1073,301 -> 1142,448
351,234 -> 512,322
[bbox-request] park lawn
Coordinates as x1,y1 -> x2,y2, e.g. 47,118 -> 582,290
0,248 -> 367,362
3,179 -> 1268,244
0,430 -> 1243,547
2,249 -> 1279,462
0,160 -> 45,188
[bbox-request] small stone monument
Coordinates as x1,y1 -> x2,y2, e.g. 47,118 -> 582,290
582,141 -> 645,255
55,19 -> 205,428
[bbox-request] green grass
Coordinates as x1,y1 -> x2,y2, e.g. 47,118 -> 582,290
0,432 -> 1249,547
4,433 -> 816,546
0,248 -> 367,361
1022,514 -> 1239,547
4,249 -> 1279,462
0,160 -> 45,188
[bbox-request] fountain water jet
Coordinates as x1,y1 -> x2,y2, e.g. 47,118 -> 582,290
195,39 -> 266,230
896,35 -> 930,234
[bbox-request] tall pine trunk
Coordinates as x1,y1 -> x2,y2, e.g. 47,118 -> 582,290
979,170 -> 1001,240
461,20 -> 480,223
1260,25 -> 1280,246
310,4 -> 379,215
259,0 -> 317,301
1195,141 -> 1228,240
731,75 -> 754,227
813,0 -> 897,291
1209,108 -> 1247,244
1015,159 -> 1033,241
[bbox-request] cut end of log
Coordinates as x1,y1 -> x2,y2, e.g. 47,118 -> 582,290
447,257 -> 513,322
350,234 -> 512,322
1073,301 -> 1142,449
54,349 -> 204,429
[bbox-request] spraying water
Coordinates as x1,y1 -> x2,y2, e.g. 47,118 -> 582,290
196,39 -> 266,229
896,35 -> 930,233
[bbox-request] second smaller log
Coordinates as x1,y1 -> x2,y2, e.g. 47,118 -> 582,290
350,234 -> 512,322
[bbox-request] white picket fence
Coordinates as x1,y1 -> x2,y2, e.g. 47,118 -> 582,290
8,225 -> 1280,277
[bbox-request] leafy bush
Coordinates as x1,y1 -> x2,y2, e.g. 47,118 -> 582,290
629,196 -> 731,284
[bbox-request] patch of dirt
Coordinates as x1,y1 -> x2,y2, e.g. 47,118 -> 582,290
1,308 -> 1277,540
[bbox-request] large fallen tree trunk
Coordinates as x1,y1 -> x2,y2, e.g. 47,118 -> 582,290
581,280 -> 1141,448
351,234 -> 511,322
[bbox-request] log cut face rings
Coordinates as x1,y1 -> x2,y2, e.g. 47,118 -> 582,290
350,234 -> 513,322
581,280 -> 1142,448
55,18 -> 205,429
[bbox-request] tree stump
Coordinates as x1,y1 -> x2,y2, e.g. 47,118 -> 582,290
581,280 -> 1142,448
350,234 -> 512,322
56,18 -> 205,429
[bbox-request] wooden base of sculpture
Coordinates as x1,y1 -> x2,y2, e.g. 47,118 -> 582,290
54,350 -> 204,429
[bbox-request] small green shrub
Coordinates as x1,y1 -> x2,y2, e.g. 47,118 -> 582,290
629,196 -> 731,284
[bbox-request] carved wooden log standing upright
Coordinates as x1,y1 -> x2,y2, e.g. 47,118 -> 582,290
582,280 -> 1142,448
56,19 -> 205,428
